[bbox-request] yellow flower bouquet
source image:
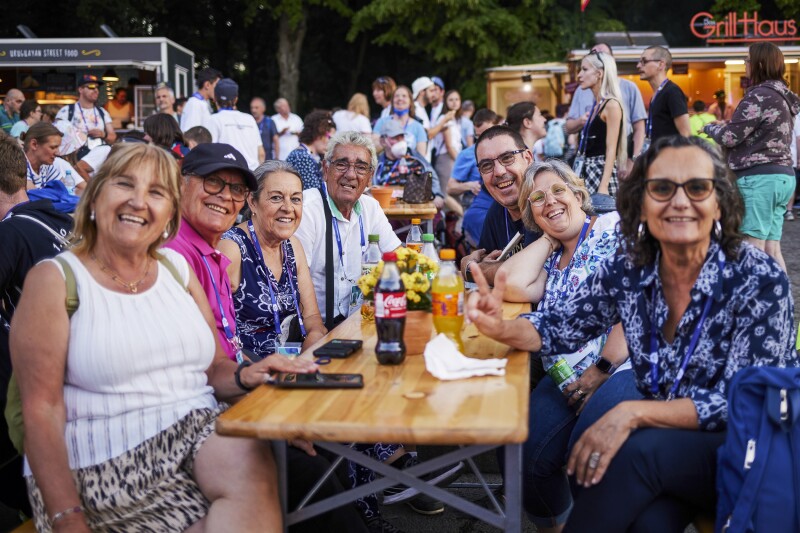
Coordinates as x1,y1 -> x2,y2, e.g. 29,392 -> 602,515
358,246 -> 439,312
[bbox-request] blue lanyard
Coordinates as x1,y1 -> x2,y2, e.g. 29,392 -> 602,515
246,221 -> 307,338
375,159 -> 401,185
578,99 -> 601,155
192,92 -> 204,101
646,79 -> 669,138
647,257 -> 723,400
544,217 -> 592,304
77,104 -> 98,131
258,118 -> 265,135
200,255 -> 240,350
504,209 -> 513,243
332,216 -> 365,267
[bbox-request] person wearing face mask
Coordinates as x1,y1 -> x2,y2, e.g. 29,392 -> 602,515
372,85 -> 428,155
373,121 -> 445,210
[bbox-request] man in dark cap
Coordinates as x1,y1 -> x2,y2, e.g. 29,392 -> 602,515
56,75 -> 116,148
203,78 -> 263,170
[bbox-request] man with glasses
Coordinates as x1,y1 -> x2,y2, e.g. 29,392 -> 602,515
460,125 -> 537,285
566,43 -> 646,172
637,46 -> 690,150
0,89 -> 24,134
56,75 -> 116,149
296,131 -> 401,327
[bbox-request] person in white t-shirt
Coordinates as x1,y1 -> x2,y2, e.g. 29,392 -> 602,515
411,77 -> 433,130
180,67 -> 222,132
332,93 -> 371,134
202,79 -> 263,171
21,122 -> 84,192
272,98 -> 303,161
55,75 -> 116,150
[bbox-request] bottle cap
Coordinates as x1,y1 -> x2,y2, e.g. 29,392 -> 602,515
422,233 -> 434,242
368,234 -> 380,243
411,218 -> 421,225
382,252 -> 398,262
439,248 -> 456,260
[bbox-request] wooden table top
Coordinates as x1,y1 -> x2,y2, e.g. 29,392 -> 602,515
216,302 -> 531,445
382,200 -> 438,219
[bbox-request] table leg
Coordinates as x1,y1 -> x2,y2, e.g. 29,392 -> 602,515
271,440 -> 288,533
504,442 -> 523,533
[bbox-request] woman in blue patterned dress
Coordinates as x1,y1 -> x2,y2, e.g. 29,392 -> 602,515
285,111 -> 336,191
497,159 -> 632,532
467,136 -> 798,532
218,161 -> 326,360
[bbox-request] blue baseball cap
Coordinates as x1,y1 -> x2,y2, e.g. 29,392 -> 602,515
431,76 -> 445,90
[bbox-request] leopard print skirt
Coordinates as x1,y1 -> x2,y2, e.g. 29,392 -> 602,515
27,407 -> 223,532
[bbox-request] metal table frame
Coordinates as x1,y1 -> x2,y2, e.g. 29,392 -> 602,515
272,440 -> 522,532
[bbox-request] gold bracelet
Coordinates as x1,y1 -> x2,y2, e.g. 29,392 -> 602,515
51,505 -> 83,525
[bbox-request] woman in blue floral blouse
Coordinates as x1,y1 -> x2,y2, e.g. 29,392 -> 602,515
467,135 -> 797,532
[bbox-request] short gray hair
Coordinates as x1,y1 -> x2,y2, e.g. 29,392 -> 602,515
324,131 -> 378,171
519,159 -> 593,233
252,160 -> 303,202
156,85 -> 175,98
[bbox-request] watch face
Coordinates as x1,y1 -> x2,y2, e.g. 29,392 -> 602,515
595,358 -> 613,374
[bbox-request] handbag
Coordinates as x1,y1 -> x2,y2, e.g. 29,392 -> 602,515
403,171 -> 433,204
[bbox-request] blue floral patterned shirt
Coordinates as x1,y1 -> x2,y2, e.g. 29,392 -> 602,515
286,146 -> 323,190
525,240 -> 798,431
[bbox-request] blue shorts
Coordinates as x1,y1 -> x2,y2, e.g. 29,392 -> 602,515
737,173 -> 794,241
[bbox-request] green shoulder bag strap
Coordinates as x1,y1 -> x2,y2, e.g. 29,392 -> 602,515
5,253 -> 186,454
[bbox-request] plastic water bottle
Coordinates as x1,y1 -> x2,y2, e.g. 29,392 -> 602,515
406,218 -> 423,252
362,234 -> 382,277
431,248 -> 465,352
420,233 -> 438,281
547,359 -> 577,392
63,170 -> 76,195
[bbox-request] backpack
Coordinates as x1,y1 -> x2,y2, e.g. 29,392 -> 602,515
716,367 -> 800,533
543,118 -> 566,158
67,102 -> 107,124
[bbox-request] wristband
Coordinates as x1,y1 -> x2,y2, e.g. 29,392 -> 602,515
51,505 -> 83,525
235,361 -> 254,391
463,260 -> 477,283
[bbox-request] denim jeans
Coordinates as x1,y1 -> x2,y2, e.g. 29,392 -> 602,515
520,369 -> 641,527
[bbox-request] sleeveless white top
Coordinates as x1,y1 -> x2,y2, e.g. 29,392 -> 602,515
26,249 -> 217,472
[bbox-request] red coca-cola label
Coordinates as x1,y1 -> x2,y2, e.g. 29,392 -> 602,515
375,291 -> 407,318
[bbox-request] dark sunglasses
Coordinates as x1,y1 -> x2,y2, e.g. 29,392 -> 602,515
644,178 -> 717,202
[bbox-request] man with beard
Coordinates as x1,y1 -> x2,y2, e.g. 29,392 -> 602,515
459,126 -> 536,285
56,75 -> 116,148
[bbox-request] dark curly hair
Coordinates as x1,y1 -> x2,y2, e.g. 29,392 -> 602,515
617,135 -> 744,266
298,110 -> 334,144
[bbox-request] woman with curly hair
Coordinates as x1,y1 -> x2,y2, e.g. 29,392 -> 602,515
467,135 -> 797,532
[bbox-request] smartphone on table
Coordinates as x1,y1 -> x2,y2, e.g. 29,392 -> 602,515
313,339 -> 363,358
271,372 -> 364,389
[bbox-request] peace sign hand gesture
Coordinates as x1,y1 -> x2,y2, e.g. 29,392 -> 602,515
465,263 -> 507,340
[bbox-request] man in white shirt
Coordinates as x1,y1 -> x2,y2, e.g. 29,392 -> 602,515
426,76 -> 455,163
55,75 -> 116,149
272,98 -> 303,161
295,131 -> 401,327
180,67 -> 222,132
154,83 -> 179,122
202,79 -> 264,171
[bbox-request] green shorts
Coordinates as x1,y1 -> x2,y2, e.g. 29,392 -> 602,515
736,173 -> 794,241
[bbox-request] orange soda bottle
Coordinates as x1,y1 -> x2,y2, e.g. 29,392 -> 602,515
431,248 -> 465,351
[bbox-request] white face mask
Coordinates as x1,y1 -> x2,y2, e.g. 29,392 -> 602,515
390,140 -> 408,158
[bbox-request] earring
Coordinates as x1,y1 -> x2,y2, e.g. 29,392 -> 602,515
713,220 -> 722,240
89,210 -> 95,222
637,222 -> 647,242
163,226 -> 170,239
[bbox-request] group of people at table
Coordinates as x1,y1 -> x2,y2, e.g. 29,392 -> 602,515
3,46 -> 799,533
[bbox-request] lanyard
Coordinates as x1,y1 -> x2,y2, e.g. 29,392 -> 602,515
647,257 -> 723,400
375,159 -> 401,185
200,255 -> 240,351
578,99 -> 602,155
504,209 -> 514,243
646,79 -> 669,138
258,117 -> 265,135
543,217 -> 592,304
192,92 -> 204,101
246,221 -> 307,338
77,104 -> 98,131
332,215 -> 365,267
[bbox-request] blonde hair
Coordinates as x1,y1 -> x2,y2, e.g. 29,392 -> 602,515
519,160 -> 593,233
71,143 -> 182,258
582,51 -> 628,170
347,93 -> 370,119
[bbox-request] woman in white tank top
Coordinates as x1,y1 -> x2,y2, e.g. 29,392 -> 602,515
10,144 -> 317,532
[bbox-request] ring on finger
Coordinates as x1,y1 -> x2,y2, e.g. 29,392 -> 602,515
588,451 -> 601,469
572,388 -> 585,398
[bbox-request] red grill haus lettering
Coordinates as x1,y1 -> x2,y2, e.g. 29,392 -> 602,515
691,11 -> 799,44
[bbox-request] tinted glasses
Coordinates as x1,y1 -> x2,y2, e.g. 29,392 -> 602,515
528,183 -> 570,207
195,174 -> 249,201
644,178 -> 716,202
329,159 -> 372,178
477,149 -> 527,175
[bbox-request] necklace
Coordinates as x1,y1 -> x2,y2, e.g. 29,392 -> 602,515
91,254 -> 152,293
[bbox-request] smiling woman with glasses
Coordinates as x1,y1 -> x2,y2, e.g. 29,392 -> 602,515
467,135 -> 796,532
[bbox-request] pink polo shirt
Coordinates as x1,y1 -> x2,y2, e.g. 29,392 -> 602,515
164,218 -> 239,360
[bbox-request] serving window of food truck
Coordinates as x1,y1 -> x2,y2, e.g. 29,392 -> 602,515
0,37 -> 194,129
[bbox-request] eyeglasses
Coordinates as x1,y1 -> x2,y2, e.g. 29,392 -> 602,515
476,149 -> 527,175
637,57 -> 661,66
83,84 -> 99,90
192,174 -> 249,202
528,183 -> 570,207
644,178 -> 717,202
329,159 -> 373,178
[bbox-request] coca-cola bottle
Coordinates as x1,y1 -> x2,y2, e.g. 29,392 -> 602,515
374,251 -> 406,364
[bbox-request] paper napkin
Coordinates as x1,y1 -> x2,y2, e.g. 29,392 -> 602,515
423,334 -> 507,380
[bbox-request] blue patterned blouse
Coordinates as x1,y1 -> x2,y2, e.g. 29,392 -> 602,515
524,240 -> 798,430
222,227 -> 303,359
286,146 -> 323,190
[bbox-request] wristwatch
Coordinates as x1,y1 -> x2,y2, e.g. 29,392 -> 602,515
235,361 -> 255,391
594,357 -> 616,375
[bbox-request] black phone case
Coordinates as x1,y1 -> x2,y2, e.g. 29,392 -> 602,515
271,373 -> 364,389
313,339 -> 363,358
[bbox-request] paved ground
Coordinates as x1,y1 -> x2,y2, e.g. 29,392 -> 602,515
2,220 -> 799,533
